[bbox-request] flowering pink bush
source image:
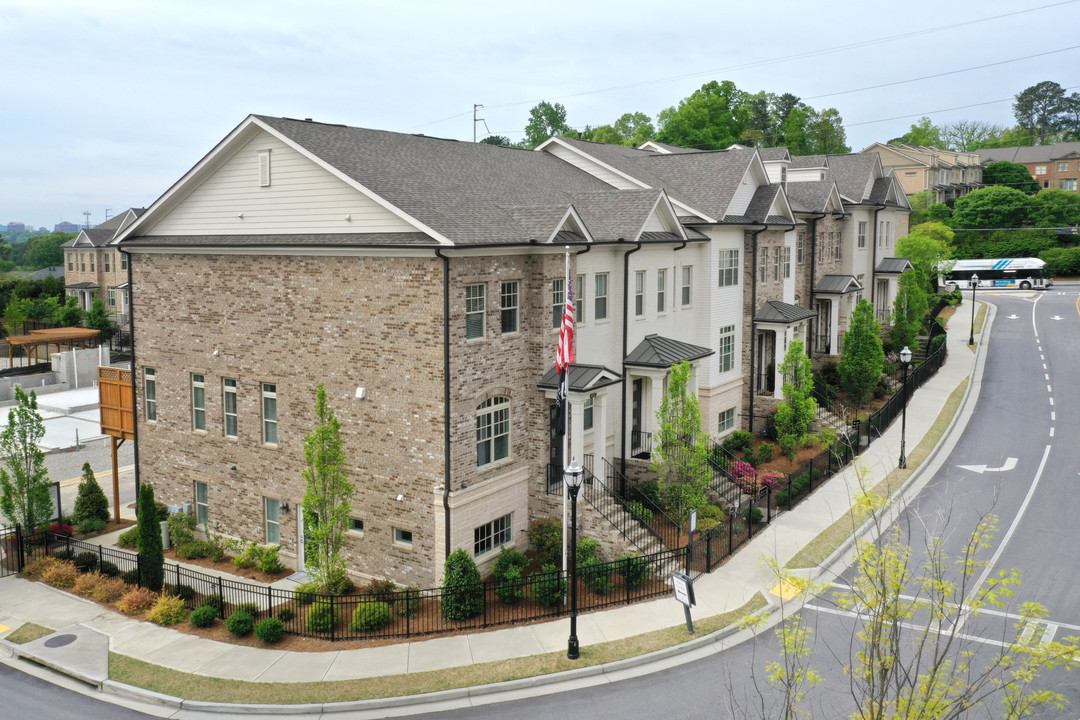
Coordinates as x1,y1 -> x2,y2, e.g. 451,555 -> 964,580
49,522 -> 74,537
730,466 -> 786,496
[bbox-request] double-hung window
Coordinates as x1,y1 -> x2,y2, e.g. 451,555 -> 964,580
500,281 -> 518,334
575,274 -> 585,323
797,231 -> 805,264
784,247 -> 792,279
758,250 -> 767,282
772,247 -> 780,281
1060,178 -> 1078,191
718,249 -> 739,287
144,367 -> 157,421
195,481 -> 209,525
473,513 -> 512,557
634,271 -> 645,316
718,325 -> 735,373
656,269 -> 666,313
552,279 -> 565,329
476,396 -> 510,466
191,373 -> 206,431
223,378 -> 238,438
1058,162 -> 1069,172
120,254 -> 128,271
67,253 -> 73,271
718,408 -> 735,432
466,284 -> 485,340
262,383 -> 278,445
834,232 -> 842,259
858,221 -> 867,248
584,395 -> 594,430
681,266 -> 692,306
264,497 -> 280,544
104,253 -> 110,272
594,273 -> 608,320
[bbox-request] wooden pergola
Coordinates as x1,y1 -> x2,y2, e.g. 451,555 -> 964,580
6,327 -> 101,368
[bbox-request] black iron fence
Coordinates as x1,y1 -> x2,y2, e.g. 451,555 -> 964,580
2,525 -> 692,642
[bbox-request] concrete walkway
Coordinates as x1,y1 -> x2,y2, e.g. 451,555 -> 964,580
0,298 -> 988,716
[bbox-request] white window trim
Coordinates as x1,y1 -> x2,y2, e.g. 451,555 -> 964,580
191,373 -> 206,432
262,382 -> 278,446
476,396 -> 511,467
223,378 -> 238,439
500,280 -> 519,335
144,367 -> 157,422
594,273 -> 609,321
466,283 -> 486,340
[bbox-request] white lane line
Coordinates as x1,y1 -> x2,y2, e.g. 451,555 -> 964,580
959,444 -> 1054,634
1052,412 -> 1056,421
1051,428 -> 1055,437
1043,623 -> 1059,644
1051,397 -> 1055,406
1045,374 -> 1050,381
1048,385 -> 1052,392
1043,364 -> 1048,370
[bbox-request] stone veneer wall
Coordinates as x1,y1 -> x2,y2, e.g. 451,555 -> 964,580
741,228 -> 788,434
132,252 -> 445,587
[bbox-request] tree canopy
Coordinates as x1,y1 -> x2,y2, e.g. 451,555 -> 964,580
523,101 -> 572,148
0,386 -> 52,531
22,232 -> 74,269
896,222 -> 954,280
982,160 -> 1040,195
838,300 -> 883,407
888,116 -> 942,147
950,185 -> 1035,229
1013,80 -> 1069,144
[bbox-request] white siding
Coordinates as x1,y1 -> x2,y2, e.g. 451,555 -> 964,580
726,170 -> 757,218
542,144 -> 642,190
147,132 -> 418,236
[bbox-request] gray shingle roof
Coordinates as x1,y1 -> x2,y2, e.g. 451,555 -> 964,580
754,300 -> 817,323
790,155 -> 828,169
537,364 -> 622,391
624,334 -> 714,367
978,142 -> 1080,165
784,181 -> 837,214
825,154 -> 879,203
758,147 -> 791,162
65,281 -> 100,290
875,257 -> 913,274
63,208 -> 146,248
814,274 -> 862,294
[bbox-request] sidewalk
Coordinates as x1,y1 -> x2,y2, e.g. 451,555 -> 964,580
0,299 -> 987,714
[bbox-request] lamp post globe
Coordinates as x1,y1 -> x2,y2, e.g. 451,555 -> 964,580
564,461 -> 584,660
968,274 -> 978,345
898,346 -> 912,470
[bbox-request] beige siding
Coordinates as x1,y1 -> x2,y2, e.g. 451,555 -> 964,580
148,132 -> 418,236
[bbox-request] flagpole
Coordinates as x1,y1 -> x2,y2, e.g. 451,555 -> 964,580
561,248 -> 570,587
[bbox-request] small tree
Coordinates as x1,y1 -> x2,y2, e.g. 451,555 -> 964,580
774,340 -> 816,460
651,361 -> 710,520
302,384 -> 354,594
73,462 -> 110,525
136,483 -> 164,591
889,269 -> 930,352
54,296 -> 83,327
838,300 -> 884,408
441,548 -> 485,621
3,296 -> 32,337
84,299 -> 116,341
0,386 -> 52,531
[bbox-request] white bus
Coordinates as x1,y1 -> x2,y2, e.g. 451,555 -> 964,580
940,258 -> 1053,291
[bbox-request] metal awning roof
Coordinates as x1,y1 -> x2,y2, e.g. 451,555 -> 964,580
624,334 -> 714,368
814,274 -> 863,295
754,300 -> 817,324
537,364 -> 622,392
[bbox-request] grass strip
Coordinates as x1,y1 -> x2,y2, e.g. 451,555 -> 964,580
109,594 -> 767,705
4,622 -> 55,644
785,378 -> 968,570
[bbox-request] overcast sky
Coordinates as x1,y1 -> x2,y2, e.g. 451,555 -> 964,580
3,0 -> 1078,229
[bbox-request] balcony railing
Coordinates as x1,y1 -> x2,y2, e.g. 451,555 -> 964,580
631,430 -> 652,458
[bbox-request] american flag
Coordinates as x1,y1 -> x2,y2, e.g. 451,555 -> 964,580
556,277 -> 575,372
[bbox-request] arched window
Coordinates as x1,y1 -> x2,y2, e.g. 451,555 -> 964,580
476,396 -> 510,466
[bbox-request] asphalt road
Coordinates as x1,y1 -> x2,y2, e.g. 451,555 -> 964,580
2,286 -> 1079,719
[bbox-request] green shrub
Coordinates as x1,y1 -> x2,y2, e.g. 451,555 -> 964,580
254,617 -> 285,643
575,537 -> 601,564
72,551 -> 99,573
756,442 -> 775,464
73,462 -> 110,525
526,518 -> 562,566
199,594 -> 224,612
627,501 -> 653,525
147,594 -> 188,626
256,545 -> 285,574
77,518 -> 107,535
166,512 -> 197,547
395,587 -> 420,618
226,610 -> 254,636
720,430 -> 754,454
53,548 -> 74,562
233,541 -> 258,569
306,602 -> 339,633
532,564 -> 566,607
294,581 -> 321,605
493,546 -> 528,577
363,578 -> 398,600
121,568 -> 139,585
235,602 -> 259,617
579,557 -> 611,594
494,563 -> 523,605
99,560 -> 120,577
350,601 -> 391,632
628,479 -> 663,509
176,540 -> 216,560
441,548 -> 484,622
276,606 -> 295,622
744,506 -> 764,524
698,504 -> 724,521
616,554 -> 651,590
189,605 -> 217,627
171,584 -> 196,601
117,526 -> 140,548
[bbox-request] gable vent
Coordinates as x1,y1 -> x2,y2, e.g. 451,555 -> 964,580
258,149 -> 271,187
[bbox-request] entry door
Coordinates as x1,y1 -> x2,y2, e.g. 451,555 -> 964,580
631,379 -> 643,438
757,332 -> 776,393
816,300 -> 831,353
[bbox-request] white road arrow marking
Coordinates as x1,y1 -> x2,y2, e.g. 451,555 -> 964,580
958,457 -> 1018,474
1007,314 -> 1020,319
1051,315 -> 1063,321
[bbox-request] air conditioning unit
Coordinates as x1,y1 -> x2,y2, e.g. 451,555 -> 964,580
182,503 -> 193,515
166,503 -> 183,515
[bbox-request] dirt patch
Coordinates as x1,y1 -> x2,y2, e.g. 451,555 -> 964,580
161,550 -> 290,585
75,518 -> 135,541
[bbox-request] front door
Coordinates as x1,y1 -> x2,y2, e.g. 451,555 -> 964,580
757,331 -> 776,394
631,379 -> 643,446
816,300 -> 831,354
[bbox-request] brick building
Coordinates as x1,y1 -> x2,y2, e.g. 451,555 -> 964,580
979,142 -> 1080,194
62,208 -> 144,323
114,115 -> 910,586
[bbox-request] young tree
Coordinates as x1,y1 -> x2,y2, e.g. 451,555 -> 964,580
302,383 -> 354,593
136,483 -> 164,591
84,298 -> 116,341
896,223 -> 954,287
888,116 -> 942,147
982,160 -> 1040,195
889,269 -> 930,352
651,361 -> 710,519
3,296 -> 32,337
774,340 -> 816,460
1031,187 -> 1080,228
838,300 -> 883,408
54,296 -> 83,327
73,461 -> 110,526
0,386 -> 52,531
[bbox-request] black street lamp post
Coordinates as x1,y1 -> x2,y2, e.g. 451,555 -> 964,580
565,460 -> 584,660
898,345 -> 911,469
968,273 -> 979,345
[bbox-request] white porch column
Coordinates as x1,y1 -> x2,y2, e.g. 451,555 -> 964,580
648,376 -> 664,435
595,392 -> 608,466
831,300 -> 842,354
570,397 -> 586,468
